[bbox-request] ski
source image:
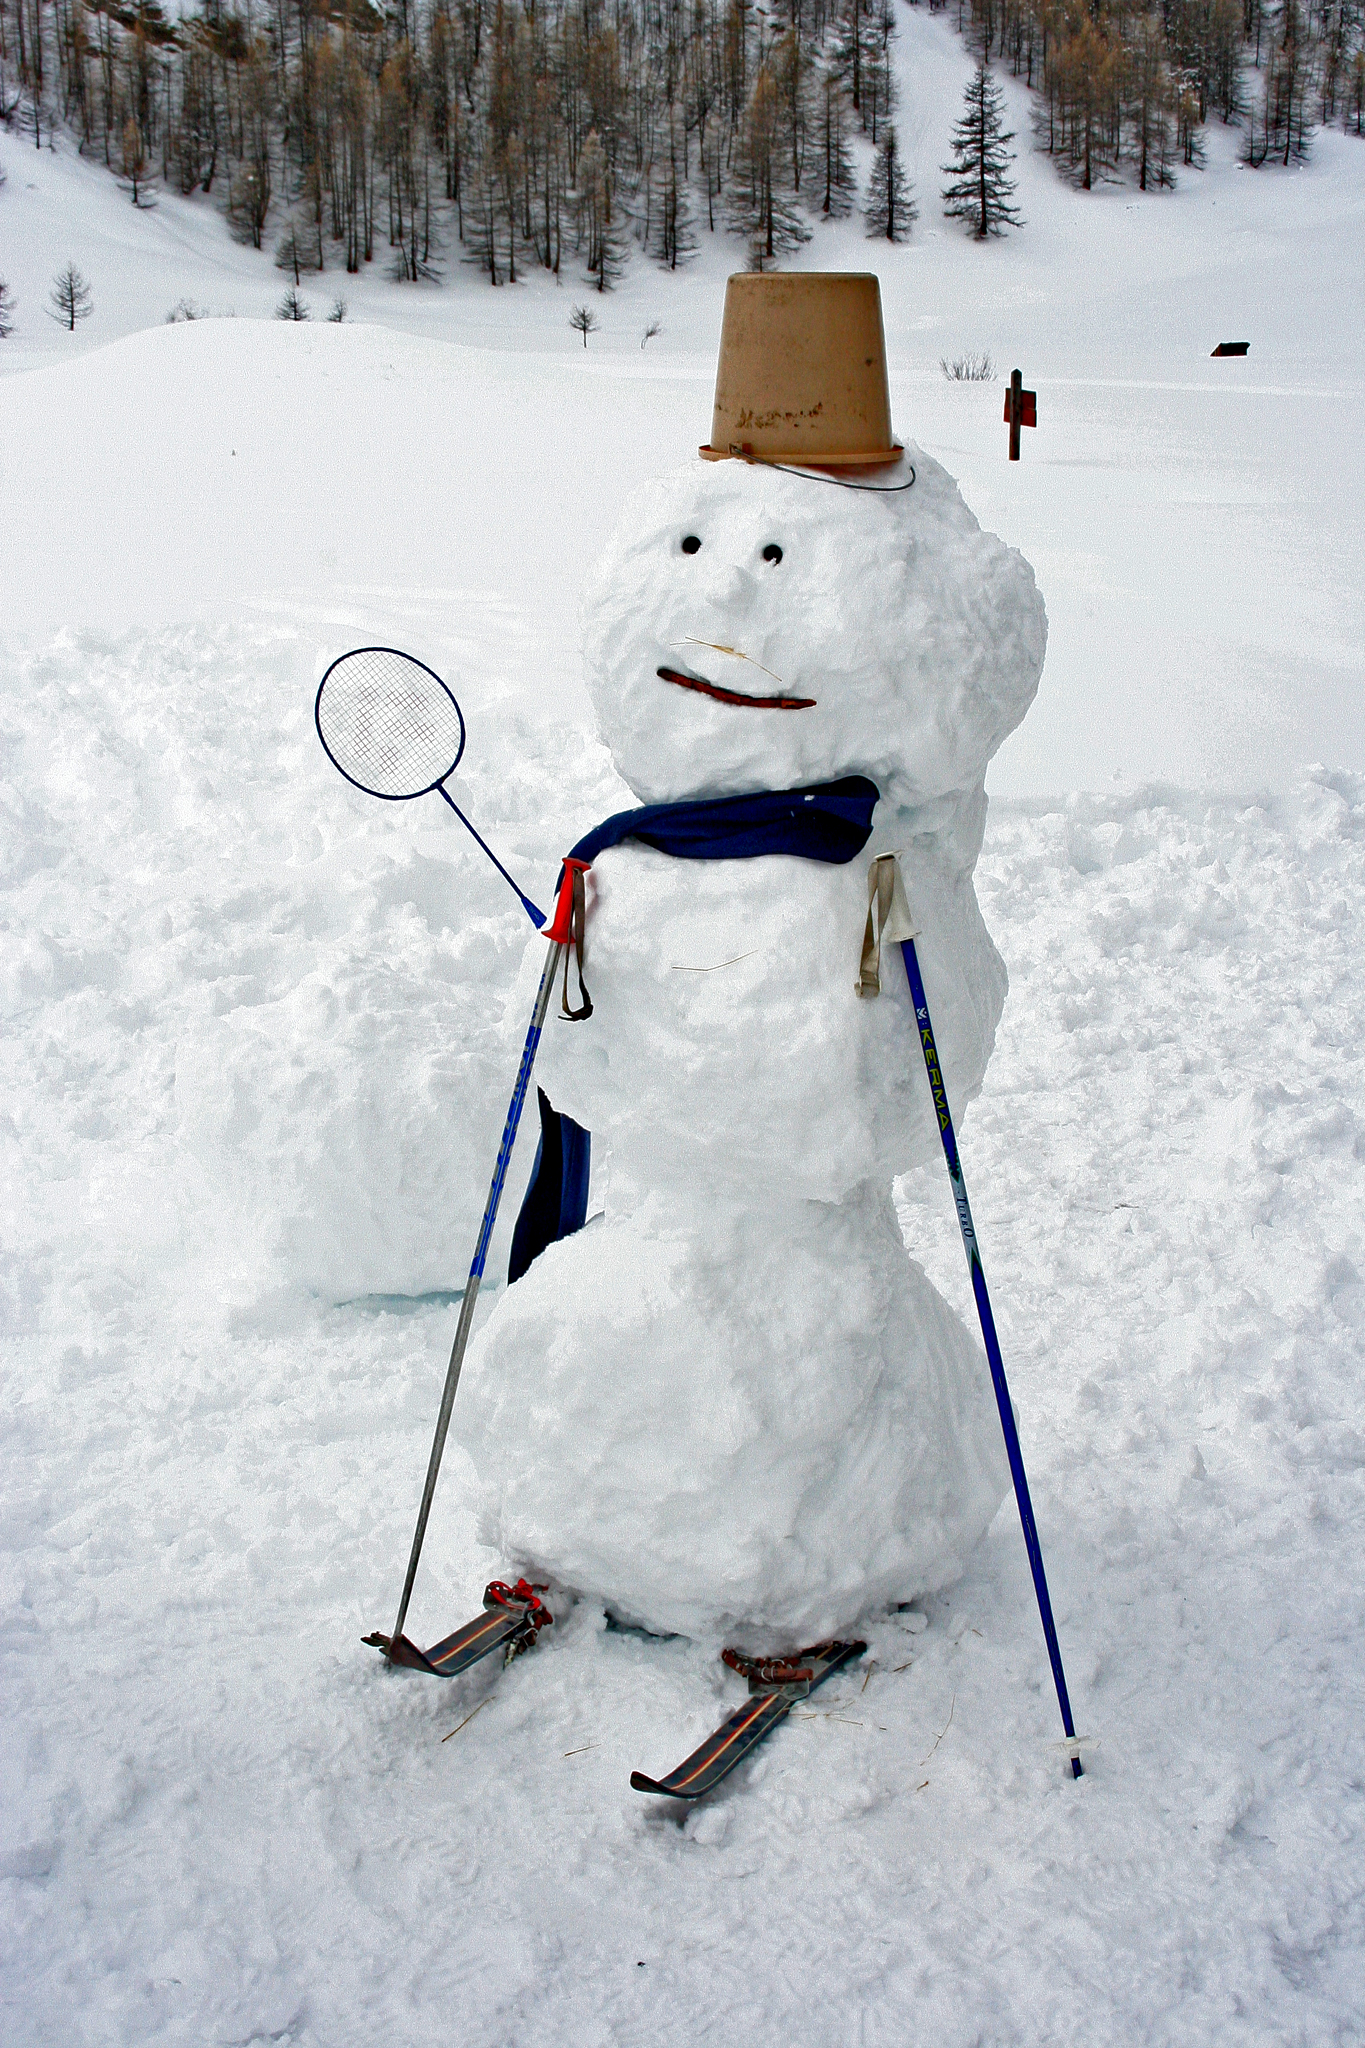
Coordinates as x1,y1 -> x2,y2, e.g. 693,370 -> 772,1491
630,1639 -> 866,1800
362,1578 -> 552,1678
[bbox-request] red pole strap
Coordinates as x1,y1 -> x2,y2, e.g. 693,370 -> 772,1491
543,857 -> 592,943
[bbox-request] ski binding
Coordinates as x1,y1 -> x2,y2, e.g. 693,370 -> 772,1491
363,1577 -> 552,1677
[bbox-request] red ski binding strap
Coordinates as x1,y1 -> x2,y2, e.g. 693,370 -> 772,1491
483,1578 -> 554,1641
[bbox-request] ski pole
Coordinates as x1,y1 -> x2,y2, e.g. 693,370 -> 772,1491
870,855 -> 1082,1777
379,859 -> 589,1663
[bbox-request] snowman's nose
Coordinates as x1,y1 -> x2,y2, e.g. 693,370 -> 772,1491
701,561 -> 758,613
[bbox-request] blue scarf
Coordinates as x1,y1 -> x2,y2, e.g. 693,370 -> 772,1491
509,776 -> 880,1285
567,775 -> 880,869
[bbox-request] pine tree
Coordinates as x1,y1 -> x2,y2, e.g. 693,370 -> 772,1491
812,63 -> 857,216
48,264 -> 94,330
0,277 -> 16,339
941,62 -> 1023,237
863,123 -> 916,241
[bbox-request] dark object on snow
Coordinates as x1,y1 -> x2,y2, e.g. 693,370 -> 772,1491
363,1577 -> 552,1675
1211,341 -> 1250,356
1004,368 -> 1036,461
508,1089 -> 591,1284
631,1641 -> 867,1799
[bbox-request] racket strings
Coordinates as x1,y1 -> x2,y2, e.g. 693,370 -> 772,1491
317,648 -> 466,800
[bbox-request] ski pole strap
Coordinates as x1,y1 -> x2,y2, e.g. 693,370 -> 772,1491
543,857 -> 592,1020
854,851 -> 918,997
561,865 -> 592,1020
877,853 -> 1083,1779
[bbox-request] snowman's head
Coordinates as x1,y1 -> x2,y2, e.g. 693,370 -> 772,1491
580,450 -> 1045,811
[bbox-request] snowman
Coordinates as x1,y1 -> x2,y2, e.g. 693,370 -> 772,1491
457,276 -> 1046,1653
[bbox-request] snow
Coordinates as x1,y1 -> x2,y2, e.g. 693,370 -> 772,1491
4,5 -> 1365,2041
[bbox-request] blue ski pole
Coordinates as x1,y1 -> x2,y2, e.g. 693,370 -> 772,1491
862,856 -> 1082,1778
379,858 -> 590,1664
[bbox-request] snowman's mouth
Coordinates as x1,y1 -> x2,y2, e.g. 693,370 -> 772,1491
656,665 -> 816,711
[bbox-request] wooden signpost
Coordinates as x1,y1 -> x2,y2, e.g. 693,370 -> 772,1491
1004,368 -> 1036,461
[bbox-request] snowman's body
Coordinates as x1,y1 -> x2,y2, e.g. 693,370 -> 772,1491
458,448 -> 1046,1649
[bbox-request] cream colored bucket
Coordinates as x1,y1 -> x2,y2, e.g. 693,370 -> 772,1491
701,272 -> 901,469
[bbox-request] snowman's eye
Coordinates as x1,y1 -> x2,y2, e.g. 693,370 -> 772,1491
680,535 -> 702,555
762,543 -> 784,565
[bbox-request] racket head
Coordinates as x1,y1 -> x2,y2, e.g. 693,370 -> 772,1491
315,646 -> 467,802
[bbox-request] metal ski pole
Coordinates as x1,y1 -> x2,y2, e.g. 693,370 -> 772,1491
870,855 -> 1083,1778
377,858 -> 589,1666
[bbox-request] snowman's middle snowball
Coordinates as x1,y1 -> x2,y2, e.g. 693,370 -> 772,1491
460,1183 -> 1009,1649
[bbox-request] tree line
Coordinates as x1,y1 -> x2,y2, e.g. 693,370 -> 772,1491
956,0 -> 1363,187
0,0 -> 914,285
0,0 -> 1359,304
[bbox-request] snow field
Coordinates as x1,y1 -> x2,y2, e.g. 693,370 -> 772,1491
5,759 -> 1365,2042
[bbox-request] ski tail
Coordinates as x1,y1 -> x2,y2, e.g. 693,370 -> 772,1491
631,1640 -> 866,1800
630,1688 -> 796,1799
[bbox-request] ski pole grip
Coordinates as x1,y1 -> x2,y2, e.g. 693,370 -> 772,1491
543,857 -> 591,943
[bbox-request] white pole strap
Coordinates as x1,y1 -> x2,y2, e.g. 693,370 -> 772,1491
855,852 -> 920,998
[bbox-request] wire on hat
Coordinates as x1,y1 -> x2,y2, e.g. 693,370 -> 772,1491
728,443 -> 916,493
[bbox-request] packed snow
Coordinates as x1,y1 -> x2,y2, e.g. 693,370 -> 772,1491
3,6 -> 1365,2043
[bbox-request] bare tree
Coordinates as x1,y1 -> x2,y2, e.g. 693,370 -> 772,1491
48,264 -> 93,330
728,64 -> 810,266
120,114 -> 156,207
275,219 -> 307,284
569,302 -> 598,346
276,288 -> 311,320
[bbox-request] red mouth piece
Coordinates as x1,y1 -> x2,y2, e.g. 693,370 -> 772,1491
657,665 -> 816,711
